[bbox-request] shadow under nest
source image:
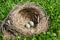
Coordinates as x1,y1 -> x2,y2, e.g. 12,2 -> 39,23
1,2 -> 48,39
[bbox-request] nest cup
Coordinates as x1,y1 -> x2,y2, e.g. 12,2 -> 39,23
2,2 -> 48,39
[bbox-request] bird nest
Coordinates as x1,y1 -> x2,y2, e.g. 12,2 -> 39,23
1,2 -> 48,39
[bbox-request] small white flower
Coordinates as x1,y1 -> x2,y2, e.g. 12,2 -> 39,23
18,36 -> 20,38
29,21 -> 34,27
25,23 -> 30,28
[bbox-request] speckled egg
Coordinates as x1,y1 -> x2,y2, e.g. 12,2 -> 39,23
29,21 -> 34,27
25,23 -> 30,28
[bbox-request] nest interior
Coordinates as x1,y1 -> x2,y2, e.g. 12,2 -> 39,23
11,8 -> 41,35
2,3 -> 48,39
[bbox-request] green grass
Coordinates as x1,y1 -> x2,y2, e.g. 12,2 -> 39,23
0,0 -> 60,40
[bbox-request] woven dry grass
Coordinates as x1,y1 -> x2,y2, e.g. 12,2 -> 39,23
1,2 -> 48,39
